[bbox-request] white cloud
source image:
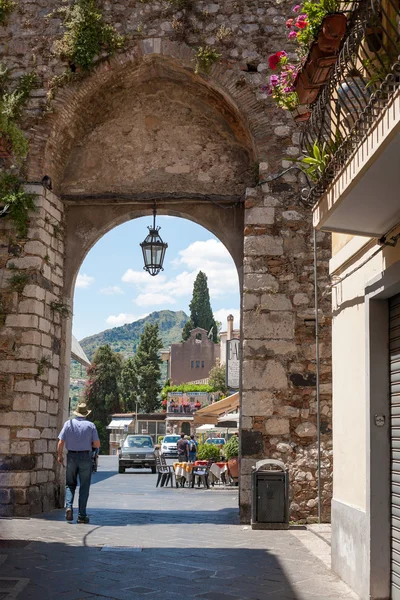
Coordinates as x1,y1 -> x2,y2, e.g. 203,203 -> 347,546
122,269 -> 166,285
100,286 -> 124,296
123,239 -> 239,308
106,313 -> 149,327
174,239 -> 238,298
214,308 -> 241,329
135,293 -> 176,307
76,273 -> 95,289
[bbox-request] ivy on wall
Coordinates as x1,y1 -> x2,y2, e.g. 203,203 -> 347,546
0,0 -> 15,25
0,173 -> 37,238
0,66 -> 37,161
50,0 -> 124,72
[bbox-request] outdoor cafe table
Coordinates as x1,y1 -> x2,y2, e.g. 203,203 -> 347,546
194,461 -> 229,484
173,462 -> 194,486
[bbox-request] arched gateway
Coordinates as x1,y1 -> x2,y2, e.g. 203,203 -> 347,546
0,39 -> 332,522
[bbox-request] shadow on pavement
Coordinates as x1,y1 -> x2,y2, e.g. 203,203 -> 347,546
0,540 -> 301,600
37,507 -> 239,525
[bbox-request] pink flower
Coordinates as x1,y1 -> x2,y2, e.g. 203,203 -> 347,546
288,30 -> 297,39
268,51 -> 287,70
297,13 -> 307,20
269,74 -> 279,87
293,4 -> 301,12
286,18 -> 294,28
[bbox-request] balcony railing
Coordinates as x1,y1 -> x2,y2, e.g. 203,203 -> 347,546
301,0 -> 400,205
166,405 -> 205,416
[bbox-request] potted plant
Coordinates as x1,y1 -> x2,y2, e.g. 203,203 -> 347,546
197,443 -> 220,462
224,435 -> 239,480
267,0 -> 349,119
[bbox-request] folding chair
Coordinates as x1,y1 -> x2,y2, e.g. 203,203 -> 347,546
191,462 -> 210,489
155,451 -> 177,488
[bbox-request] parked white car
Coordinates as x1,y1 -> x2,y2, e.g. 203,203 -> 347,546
160,434 -> 181,458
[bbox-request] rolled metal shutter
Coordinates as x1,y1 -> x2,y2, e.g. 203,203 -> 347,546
390,294 -> 400,598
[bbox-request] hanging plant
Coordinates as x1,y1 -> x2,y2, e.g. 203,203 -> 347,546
266,0 -> 349,120
264,52 -> 300,111
50,0 -> 124,72
0,172 -> 37,237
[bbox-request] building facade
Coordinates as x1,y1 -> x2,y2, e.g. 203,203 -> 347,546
306,1 -> 400,597
167,327 -> 220,385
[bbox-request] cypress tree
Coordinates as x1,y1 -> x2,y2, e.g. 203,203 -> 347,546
134,323 -> 163,413
182,271 -> 218,342
120,357 -> 138,412
84,344 -> 122,425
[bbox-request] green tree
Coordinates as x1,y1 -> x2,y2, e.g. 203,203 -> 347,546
208,364 -> 227,393
120,357 -> 138,412
134,323 -> 163,413
84,345 -> 122,425
182,271 -> 218,342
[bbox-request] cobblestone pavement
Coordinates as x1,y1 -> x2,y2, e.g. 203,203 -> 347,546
0,457 -> 358,600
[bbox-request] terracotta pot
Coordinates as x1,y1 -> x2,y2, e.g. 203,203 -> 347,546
291,104 -> 311,123
228,457 -> 239,479
321,13 -> 347,41
295,42 -> 338,105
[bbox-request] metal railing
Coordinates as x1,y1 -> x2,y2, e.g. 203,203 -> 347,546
301,0 -> 400,205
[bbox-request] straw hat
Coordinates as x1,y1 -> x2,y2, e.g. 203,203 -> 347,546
73,402 -> 91,418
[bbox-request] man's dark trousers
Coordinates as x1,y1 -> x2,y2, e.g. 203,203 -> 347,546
65,451 -> 92,518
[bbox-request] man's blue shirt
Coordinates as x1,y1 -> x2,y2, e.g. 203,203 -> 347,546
58,417 -> 99,451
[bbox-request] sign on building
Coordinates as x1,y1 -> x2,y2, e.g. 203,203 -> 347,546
226,338 -> 240,389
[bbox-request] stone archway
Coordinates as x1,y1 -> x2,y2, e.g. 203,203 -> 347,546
0,40 -> 332,523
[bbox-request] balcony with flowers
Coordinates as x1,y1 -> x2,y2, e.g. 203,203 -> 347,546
266,0 -> 400,237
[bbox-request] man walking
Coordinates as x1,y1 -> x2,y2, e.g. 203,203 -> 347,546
57,402 -> 100,524
177,432 -> 189,462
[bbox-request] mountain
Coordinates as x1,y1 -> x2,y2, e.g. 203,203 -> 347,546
70,310 -> 188,381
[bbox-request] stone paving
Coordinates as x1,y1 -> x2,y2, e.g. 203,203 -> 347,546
0,457 -> 357,600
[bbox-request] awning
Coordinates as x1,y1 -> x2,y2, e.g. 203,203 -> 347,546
193,392 -> 240,425
165,416 -> 194,421
71,335 -> 91,368
106,418 -> 133,430
218,411 -> 240,424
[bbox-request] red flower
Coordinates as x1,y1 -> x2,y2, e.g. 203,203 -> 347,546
296,18 -> 308,29
268,51 -> 287,70
286,18 -> 294,28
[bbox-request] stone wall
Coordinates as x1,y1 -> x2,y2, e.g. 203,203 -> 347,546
241,181 -> 332,523
0,187 -> 66,516
0,0 -> 332,520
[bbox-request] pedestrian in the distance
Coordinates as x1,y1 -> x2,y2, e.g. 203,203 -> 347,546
188,435 -> 198,463
177,432 -> 189,462
57,402 -> 100,524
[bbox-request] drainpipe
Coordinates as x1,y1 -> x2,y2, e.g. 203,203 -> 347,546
313,227 -> 322,523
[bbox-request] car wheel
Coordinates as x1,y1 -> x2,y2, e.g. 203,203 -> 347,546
151,466 -> 156,474
118,465 -> 125,474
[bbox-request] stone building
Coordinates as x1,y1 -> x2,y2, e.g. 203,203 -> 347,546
304,0 -> 400,596
0,0 -> 332,522
166,327 -> 220,385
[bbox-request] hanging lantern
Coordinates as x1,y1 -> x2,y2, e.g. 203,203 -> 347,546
140,206 -> 168,276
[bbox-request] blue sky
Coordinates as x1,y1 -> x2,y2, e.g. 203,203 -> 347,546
72,216 -> 240,340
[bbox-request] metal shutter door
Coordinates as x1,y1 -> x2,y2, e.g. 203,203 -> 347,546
390,294 -> 400,598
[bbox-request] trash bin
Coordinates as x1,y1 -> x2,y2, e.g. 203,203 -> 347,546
251,459 -> 289,530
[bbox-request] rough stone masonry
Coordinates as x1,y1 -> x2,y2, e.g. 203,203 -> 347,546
0,0 -> 332,521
